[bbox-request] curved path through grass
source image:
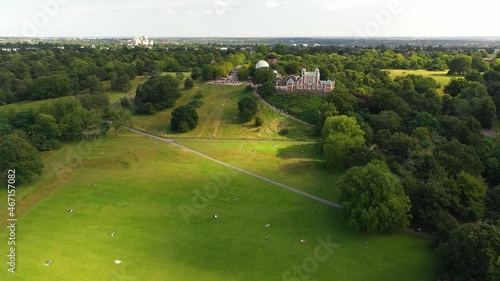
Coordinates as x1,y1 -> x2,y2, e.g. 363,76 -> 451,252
127,127 -> 433,239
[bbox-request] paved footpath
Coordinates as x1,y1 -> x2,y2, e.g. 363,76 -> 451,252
127,127 -> 433,239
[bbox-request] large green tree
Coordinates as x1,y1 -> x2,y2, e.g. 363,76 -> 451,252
171,105 -> 199,133
0,134 -> 44,184
110,108 -> 132,136
134,75 -> 181,114
448,55 -> 472,75
322,115 -> 365,168
340,160 -> 412,233
29,73 -> 73,100
252,67 -> 274,85
238,96 -> 258,122
30,113 -> 61,151
437,223 -> 500,281
258,81 -> 277,98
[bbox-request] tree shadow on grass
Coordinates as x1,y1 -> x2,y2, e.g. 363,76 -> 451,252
276,143 -> 322,160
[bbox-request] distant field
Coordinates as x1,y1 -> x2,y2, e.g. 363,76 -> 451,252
131,83 -> 313,141
0,133 -> 436,281
101,76 -> 147,105
388,69 -> 463,95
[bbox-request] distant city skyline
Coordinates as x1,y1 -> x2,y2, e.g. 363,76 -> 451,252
1,0 -> 499,38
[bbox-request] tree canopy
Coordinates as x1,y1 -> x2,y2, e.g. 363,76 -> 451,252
171,105 -> 199,133
238,96 -> 258,122
340,160 -> 412,233
321,115 -> 365,168
134,75 -> 181,114
0,134 -> 44,184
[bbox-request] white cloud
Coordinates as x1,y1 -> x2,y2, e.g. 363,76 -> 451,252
202,10 -> 213,14
188,11 -> 197,15
266,1 -> 280,8
284,1 -> 293,4
163,8 -> 174,14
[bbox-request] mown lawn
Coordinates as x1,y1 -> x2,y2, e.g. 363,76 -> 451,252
0,133 -> 436,281
131,83 -> 314,141
176,140 -> 342,203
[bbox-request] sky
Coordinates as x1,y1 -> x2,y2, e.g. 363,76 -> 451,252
0,0 -> 499,38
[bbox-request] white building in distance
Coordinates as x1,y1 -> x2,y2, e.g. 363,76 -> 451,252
132,36 -> 154,46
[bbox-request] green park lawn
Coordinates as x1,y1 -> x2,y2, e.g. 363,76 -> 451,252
131,83 -> 313,141
388,69 -> 463,95
176,140 -> 342,203
0,133 -> 435,281
102,76 -> 147,105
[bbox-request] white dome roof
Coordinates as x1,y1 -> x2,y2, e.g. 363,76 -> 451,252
255,60 -> 270,69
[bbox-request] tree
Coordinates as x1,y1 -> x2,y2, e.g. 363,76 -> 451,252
134,75 -> 181,114
322,115 -> 365,168
258,81 -> 277,98
252,67 -> 274,85
190,67 -> 202,80
437,223 -> 500,281
0,134 -> 44,184
448,172 -> 487,221
444,78 -> 469,97
184,77 -> 194,89
29,73 -> 73,100
485,185 -> 500,222
385,132 -> 418,163
340,160 -> 412,233
30,113 -> 61,151
448,55 -> 472,75
171,105 -> 199,132
238,96 -> 258,122
284,63 -> 300,75
410,112 -> 440,132
255,44 -> 269,57
237,67 -> 250,81
472,56 -> 490,72
110,108 -> 132,136
110,73 -> 132,92
370,110 -> 403,133
273,43 -> 287,55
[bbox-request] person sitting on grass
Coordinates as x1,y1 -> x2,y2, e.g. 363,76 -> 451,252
67,209 -> 73,213
44,260 -> 52,266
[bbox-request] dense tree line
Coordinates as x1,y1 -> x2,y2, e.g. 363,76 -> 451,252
0,94 -> 110,183
0,45 -> 247,104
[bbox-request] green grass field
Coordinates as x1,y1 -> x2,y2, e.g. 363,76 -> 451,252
388,69 -> 463,95
131,83 -> 313,141
102,76 -> 148,105
176,140 -> 342,202
0,133 -> 435,281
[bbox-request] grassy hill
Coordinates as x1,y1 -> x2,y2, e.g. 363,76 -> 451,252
131,83 -> 313,141
0,133 -> 436,281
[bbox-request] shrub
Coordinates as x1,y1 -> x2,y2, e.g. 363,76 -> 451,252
255,116 -> 264,127
184,78 -> 194,89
